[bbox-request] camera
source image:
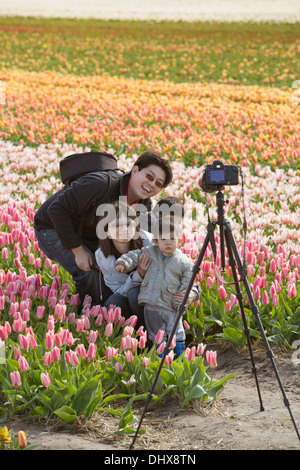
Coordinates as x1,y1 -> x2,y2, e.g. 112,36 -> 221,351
199,160 -> 239,193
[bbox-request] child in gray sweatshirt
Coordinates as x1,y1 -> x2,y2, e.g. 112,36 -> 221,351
115,219 -> 194,358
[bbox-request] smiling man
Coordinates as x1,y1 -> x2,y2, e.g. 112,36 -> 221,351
34,150 -> 173,308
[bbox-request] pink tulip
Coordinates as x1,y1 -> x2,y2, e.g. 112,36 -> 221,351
142,357 -> 150,368
51,264 -> 59,276
123,326 -> 134,337
51,347 -> 61,362
44,351 -> 52,366
27,333 -> 37,349
218,285 -> 227,300
76,318 -> 85,333
114,362 -> 123,372
41,372 -> 51,388
67,312 -> 76,325
87,343 -> 96,361
54,304 -> 66,322
139,335 -> 146,349
124,315 -> 138,328
197,343 -> 206,355
206,350 -> 217,367
124,350 -> 134,362
88,330 -> 98,344
14,346 -> 21,359
76,344 -> 87,359
121,374 -> 136,386
156,341 -> 166,355
69,293 -> 80,306
66,350 -> 79,367
164,350 -> 174,365
155,330 -> 165,344
45,331 -> 54,349
54,333 -> 63,348
19,334 -> 29,350
18,356 -> 30,371
10,371 -> 21,388
269,259 -> 276,272
36,305 -> 45,319
206,276 -> 215,289
262,290 -> 269,305
104,322 -> 113,337
287,283 -> 296,298
272,293 -> 279,307
121,335 -> 132,350
105,346 -> 119,360
185,346 -> 196,361
47,315 -> 55,331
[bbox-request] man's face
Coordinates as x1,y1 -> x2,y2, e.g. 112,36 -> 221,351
129,164 -> 166,202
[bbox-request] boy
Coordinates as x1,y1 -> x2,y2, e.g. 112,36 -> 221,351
115,219 -> 194,358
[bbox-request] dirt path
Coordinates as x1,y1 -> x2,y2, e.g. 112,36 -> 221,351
6,344 -> 300,451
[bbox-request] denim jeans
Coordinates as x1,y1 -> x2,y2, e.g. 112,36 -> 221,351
34,228 -> 104,306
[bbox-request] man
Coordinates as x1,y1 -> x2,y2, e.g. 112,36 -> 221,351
34,151 -> 173,307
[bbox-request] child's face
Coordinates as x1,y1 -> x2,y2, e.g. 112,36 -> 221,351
154,233 -> 179,256
107,217 -> 136,241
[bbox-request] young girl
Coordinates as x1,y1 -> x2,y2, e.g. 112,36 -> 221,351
95,201 -> 152,326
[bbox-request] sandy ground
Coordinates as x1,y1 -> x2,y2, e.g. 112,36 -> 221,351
6,343 -> 300,453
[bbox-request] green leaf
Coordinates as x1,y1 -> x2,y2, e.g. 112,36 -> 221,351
71,379 -> 100,416
54,405 -> 77,424
182,384 -> 208,406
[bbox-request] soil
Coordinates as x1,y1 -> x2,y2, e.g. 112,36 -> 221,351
6,343 -> 300,452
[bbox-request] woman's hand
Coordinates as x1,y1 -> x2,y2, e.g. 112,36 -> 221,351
137,251 -> 152,278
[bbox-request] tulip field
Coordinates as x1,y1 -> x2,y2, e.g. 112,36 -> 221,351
0,18 -> 300,438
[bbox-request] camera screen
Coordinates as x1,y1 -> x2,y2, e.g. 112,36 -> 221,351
209,169 -> 225,183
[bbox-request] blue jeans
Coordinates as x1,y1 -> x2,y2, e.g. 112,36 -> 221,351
34,228 -> 104,306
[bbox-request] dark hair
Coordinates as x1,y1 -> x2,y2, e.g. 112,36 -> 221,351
98,201 -> 142,258
153,196 -> 184,219
152,218 -> 181,240
134,151 -> 173,188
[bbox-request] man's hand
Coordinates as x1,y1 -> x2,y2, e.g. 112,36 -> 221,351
173,288 -> 198,306
137,251 -> 152,278
72,246 -> 93,272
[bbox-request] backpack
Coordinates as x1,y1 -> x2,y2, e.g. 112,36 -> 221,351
59,150 -> 119,185
59,151 -> 123,241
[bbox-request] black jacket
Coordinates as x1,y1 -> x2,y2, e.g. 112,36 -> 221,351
34,170 -> 152,253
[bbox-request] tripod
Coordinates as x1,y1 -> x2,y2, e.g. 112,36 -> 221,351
130,190 -> 300,449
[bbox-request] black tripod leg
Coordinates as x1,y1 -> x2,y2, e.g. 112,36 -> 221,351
224,223 -> 264,411
129,224 -> 214,450
224,221 -> 300,441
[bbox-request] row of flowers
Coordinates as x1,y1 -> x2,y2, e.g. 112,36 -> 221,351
0,19 -> 298,87
0,69 -> 299,167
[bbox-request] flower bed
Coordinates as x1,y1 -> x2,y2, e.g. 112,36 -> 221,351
0,18 -> 299,433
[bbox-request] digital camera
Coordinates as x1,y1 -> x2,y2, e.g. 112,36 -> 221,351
200,160 -> 239,192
